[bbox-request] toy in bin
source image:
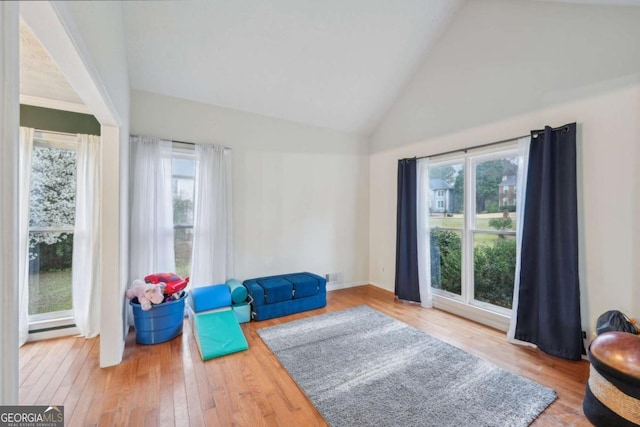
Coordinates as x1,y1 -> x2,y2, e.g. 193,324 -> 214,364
125,272 -> 189,310
144,272 -> 189,296
125,279 -> 165,310
126,272 -> 190,345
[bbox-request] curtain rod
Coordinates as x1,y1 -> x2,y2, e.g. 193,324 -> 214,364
414,125 -> 570,161
172,139 -> 231,150
130,134 -> 231,150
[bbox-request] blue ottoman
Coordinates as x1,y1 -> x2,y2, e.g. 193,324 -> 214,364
243,272 -> 326,321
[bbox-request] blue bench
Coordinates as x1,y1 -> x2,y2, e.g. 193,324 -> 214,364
243,272 -> 326,321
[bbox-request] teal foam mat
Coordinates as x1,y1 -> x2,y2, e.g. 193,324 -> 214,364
194,309 -> 248,360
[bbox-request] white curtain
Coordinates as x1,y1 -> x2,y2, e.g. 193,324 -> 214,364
129,135 -> 175,281
18,127 -> 34,347
416,157 -> 432,308
507,136 -> 532,344
72,134 -> 101,338
190,144 -> 233,288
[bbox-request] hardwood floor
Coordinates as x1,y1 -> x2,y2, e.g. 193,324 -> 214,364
19,285 -> 591,426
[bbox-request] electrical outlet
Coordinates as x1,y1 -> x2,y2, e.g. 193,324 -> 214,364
325,274 -> 330,281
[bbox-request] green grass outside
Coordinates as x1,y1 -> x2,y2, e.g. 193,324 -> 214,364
29,239 -> 192,315
29,269 -> 72,315
429,213 -> 517,230
175,261 -> 191,281
430,213 -> 516,245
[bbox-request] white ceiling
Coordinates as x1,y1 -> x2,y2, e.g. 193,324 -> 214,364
123,0 -> 465,135
19,22 -> 85,107
20,0 -> 640,134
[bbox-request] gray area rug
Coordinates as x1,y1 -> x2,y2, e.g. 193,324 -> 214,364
257,305 -> 557,427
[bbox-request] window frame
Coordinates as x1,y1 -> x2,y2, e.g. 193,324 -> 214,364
171,143 -> 196,278
27,131 -> 78,326
428,142 -> 519,325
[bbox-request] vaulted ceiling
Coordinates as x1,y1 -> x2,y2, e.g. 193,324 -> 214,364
122,0 -> 464,135
20,0 -> 640,135
19,23 -> 84,107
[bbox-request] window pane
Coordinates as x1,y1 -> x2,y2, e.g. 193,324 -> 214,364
172,158 -> 195,226
175,227 -> 193,278
173,158 -> 195,278
429,163 -> 464,229
29,231 -> 73,315
475,157 -> 518,231
30,146 -> 76,228
430,229 -> 462,296
473,233 -> 516,309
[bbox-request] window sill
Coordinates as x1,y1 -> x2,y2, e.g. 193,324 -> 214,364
432,294 -> 511,332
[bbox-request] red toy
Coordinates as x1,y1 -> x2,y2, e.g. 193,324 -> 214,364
144,272 -> 189,295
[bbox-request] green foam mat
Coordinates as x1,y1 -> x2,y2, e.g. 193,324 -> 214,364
194,309 -> 248,360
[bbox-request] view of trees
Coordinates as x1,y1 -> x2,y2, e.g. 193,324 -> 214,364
429,156 -> 519,310
29,145 -> 77,314
430,229 -> 462,295
475,159 -> 517,213
430,229 -> 516,309
172,158 -> 196,278
173,193 -> 194,279
430,158 -> 517,214
473,236 -> 516,308
29,146 -> 76,271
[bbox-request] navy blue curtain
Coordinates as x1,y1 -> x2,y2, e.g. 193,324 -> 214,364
395,158 -> 420,302
514,123 -> 583,360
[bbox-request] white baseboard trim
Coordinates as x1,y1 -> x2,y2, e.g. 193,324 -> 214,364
327,281 -> 367,292
367,281 -> 393,292
27,325 -> 80,342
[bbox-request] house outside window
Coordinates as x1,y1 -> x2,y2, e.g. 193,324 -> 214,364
498,176 -> 517,208
430,178 -> 457,214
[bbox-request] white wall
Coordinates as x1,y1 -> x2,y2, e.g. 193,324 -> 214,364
131,90 -> 369,288
372,0 -> 640,152
0,1 -> 20,405
370,80 -> 640,340
372,78 -> 640,336
50,1 -> 131,367
369,0 -> 640,338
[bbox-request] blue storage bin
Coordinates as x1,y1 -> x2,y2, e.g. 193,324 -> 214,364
130,292 -> 187,345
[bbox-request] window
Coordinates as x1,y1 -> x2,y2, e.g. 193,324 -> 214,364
428,146 -> 518,318
28,132 -> 77,319
172,146 -> 196,278
429,161 -> 464,296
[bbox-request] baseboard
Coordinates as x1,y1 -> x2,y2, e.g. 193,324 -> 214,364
367,281 -> 393,292
326,281 -> 367,292
27,325 -> 80,342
